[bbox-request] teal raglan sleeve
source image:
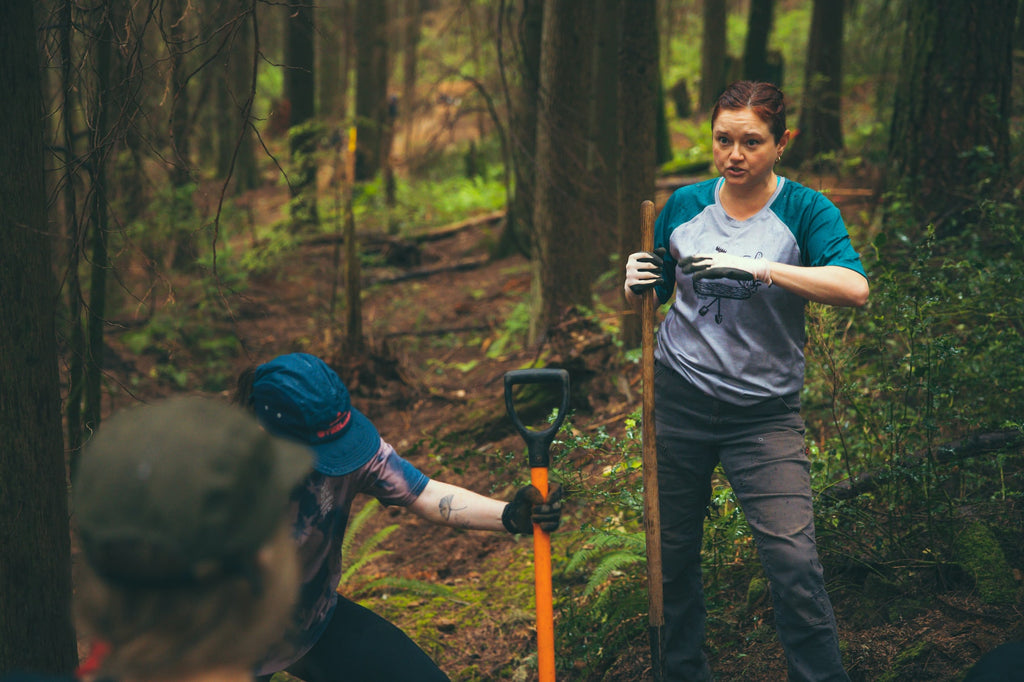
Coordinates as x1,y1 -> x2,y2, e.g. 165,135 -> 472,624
775,181 -> 867,277
652,192 -> 680,305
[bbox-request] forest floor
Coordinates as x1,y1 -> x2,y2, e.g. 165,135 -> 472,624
90,98 -> 1023,680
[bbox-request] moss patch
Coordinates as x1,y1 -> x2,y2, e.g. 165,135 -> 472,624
954,521 -> 1018,605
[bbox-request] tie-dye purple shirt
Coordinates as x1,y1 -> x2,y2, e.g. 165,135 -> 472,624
256,439 -> 429,676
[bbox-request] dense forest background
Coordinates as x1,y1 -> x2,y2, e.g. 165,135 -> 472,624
2,0 -> 1023,680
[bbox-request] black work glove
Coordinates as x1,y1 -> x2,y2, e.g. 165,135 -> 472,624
625,248 -> 667,295
502,482 -> 564,535
678,252 -> 772,284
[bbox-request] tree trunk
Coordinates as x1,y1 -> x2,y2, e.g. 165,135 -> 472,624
0,0 -> 78,672
887,0 -> 1015,235
339,0 -> 354,127
232,7 -> 259,193
742,0 -> 775,82
285,0 -> 316,128
788,0 -> 844,167
587,0 -> 622,279
83,5 -> 115,447
617,0 -> 659,349
212,2 -> 237,180
165,0 -> 191,186
58,0 -> 85,470
197,6 -> 219,174
497,0 -> 543,259
354,0 -> 389,180
700,0 -> 727,112
401,0 -> 423,160
655,72 -> 673,164
318,0 -> 344,120
529,0 -> 596,344
163,0 -> 200,270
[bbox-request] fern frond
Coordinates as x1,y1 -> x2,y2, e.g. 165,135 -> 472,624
341,499 -> 382,557
584,552 -> 644,596
352,524 -> 400,559
338,500 -> 403,592
356,576 -> 457,599
565,528 -> 646,574
340,549 -> 392,585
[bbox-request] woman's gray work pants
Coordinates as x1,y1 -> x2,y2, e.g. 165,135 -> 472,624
654,363 -> 849,682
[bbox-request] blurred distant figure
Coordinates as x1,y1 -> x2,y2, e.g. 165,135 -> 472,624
3,397 -> 311,682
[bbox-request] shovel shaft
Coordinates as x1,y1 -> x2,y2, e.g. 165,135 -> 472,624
532,466 -> 556,682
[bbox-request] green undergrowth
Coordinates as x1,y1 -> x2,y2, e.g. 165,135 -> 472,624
360,540 -> 553,681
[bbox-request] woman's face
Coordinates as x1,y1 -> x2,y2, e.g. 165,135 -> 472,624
712,107 -> 789,191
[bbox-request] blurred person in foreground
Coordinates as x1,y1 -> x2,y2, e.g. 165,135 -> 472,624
235,352 -> 564,682
4,397 -> 311,682
625,80 -> 868,681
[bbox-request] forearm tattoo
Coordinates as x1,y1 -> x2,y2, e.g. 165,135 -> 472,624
439,494 -> 468,523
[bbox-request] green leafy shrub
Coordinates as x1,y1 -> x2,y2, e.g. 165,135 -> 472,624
802,196 -> 1024,610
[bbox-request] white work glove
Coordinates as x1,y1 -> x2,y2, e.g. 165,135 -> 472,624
624,248 -> 667,296
678,252 -> 773,285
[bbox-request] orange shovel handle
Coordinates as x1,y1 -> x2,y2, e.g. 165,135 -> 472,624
503,369 -> 569,682
532,466 -> 555,682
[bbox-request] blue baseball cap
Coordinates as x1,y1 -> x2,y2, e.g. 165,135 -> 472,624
251,353 -> 382,475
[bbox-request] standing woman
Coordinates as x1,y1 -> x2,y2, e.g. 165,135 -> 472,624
624,80 -> 867,681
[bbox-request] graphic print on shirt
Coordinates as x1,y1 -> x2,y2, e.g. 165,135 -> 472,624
692,246 -> 766,324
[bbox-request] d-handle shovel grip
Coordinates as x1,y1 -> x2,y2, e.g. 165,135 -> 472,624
503,369 -> 571,468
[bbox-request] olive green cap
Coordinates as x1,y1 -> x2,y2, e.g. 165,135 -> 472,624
73,396 -> 311,587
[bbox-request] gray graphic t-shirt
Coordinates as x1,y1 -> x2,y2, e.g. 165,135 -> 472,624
652,177 -> 867,406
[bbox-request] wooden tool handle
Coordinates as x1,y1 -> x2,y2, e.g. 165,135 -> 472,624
640,200 -> 666,671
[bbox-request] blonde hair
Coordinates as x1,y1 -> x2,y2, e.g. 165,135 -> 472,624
75,523 -> 299,680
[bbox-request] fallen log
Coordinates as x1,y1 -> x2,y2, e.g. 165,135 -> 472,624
365,254 -> 489,285
823,429 -> 1024,501
382,323 -> 492,338
414,209 -> 505,243
299,209 -> 505,250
